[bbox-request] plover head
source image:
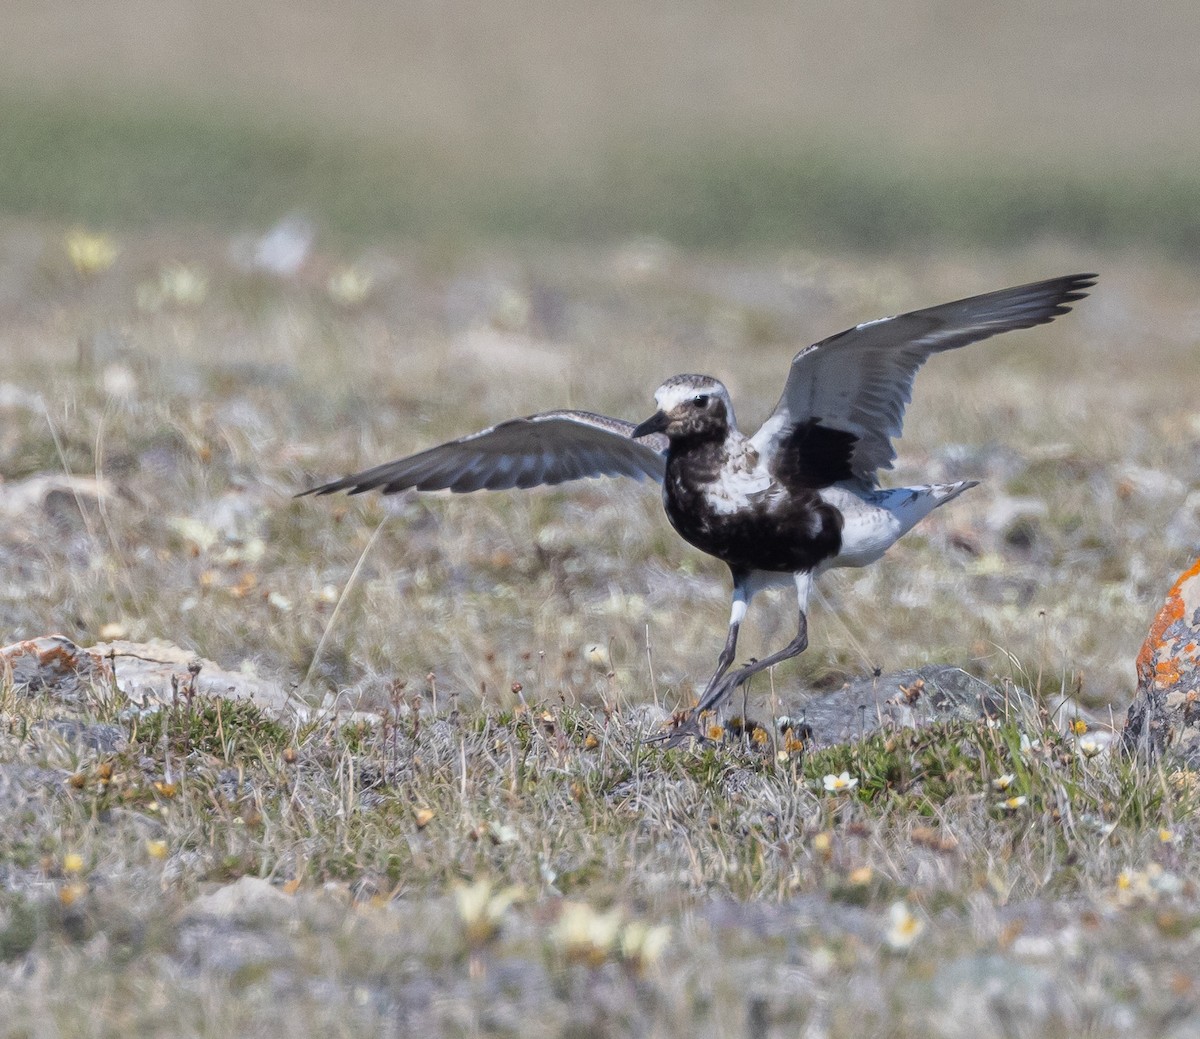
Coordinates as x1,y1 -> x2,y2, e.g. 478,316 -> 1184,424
632,374 -> 736,442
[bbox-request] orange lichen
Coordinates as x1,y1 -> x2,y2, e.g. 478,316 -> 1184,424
1156,659 -> 1183,687
1136,558 -> 1200,690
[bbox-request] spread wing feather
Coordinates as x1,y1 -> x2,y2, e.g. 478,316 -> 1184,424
300,410 -> 668,496
750,273 -> 1096,488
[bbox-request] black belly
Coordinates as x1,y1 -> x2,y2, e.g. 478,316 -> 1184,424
663,471 -> 843,575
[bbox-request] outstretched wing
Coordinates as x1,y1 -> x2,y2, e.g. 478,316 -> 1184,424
750,273 -> 1096,488
300,410 -> 668,496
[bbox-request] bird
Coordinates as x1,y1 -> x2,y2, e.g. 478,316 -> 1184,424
302,273 -> 1096,744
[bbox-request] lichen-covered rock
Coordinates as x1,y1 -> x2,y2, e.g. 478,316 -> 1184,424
1,634 -> 292,716
1122,558 -> 1200,765
0,634 -> 114,703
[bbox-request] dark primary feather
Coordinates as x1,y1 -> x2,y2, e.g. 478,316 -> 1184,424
751,273 -> 1097,488
299,410 -> 668,496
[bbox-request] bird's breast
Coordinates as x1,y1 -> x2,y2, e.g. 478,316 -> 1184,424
663,450 -> 843,573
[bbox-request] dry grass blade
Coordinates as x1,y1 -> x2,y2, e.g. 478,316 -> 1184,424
301,515 -> 391,692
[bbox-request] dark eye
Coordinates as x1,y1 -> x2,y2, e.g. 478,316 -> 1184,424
692,394 -> 710,408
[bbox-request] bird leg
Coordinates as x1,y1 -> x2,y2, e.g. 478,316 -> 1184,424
689,570 -> 757,717
644,615 -> 742,747
651,616 -> 807,749
696,618 -> 742,711
653,571 -> 813,747
708,610 -> 809,711
644,572 -> 748,746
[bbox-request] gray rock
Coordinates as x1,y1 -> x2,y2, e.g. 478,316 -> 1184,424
101,638 -> 294,714
779,665 -> 1034,746
35,719 -> 127,753
184,876 -> 294,923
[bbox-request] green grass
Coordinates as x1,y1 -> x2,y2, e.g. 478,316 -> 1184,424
4,91 -> 1200,255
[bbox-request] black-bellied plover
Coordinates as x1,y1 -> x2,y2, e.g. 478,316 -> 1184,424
303,273 -> 1095,743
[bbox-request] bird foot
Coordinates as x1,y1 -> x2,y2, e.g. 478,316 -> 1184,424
647,707 -> 779,751
643,708 -> 719,748
646,663 -> 766,749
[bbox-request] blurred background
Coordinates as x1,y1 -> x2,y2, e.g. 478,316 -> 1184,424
1,0 -> 1198,251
